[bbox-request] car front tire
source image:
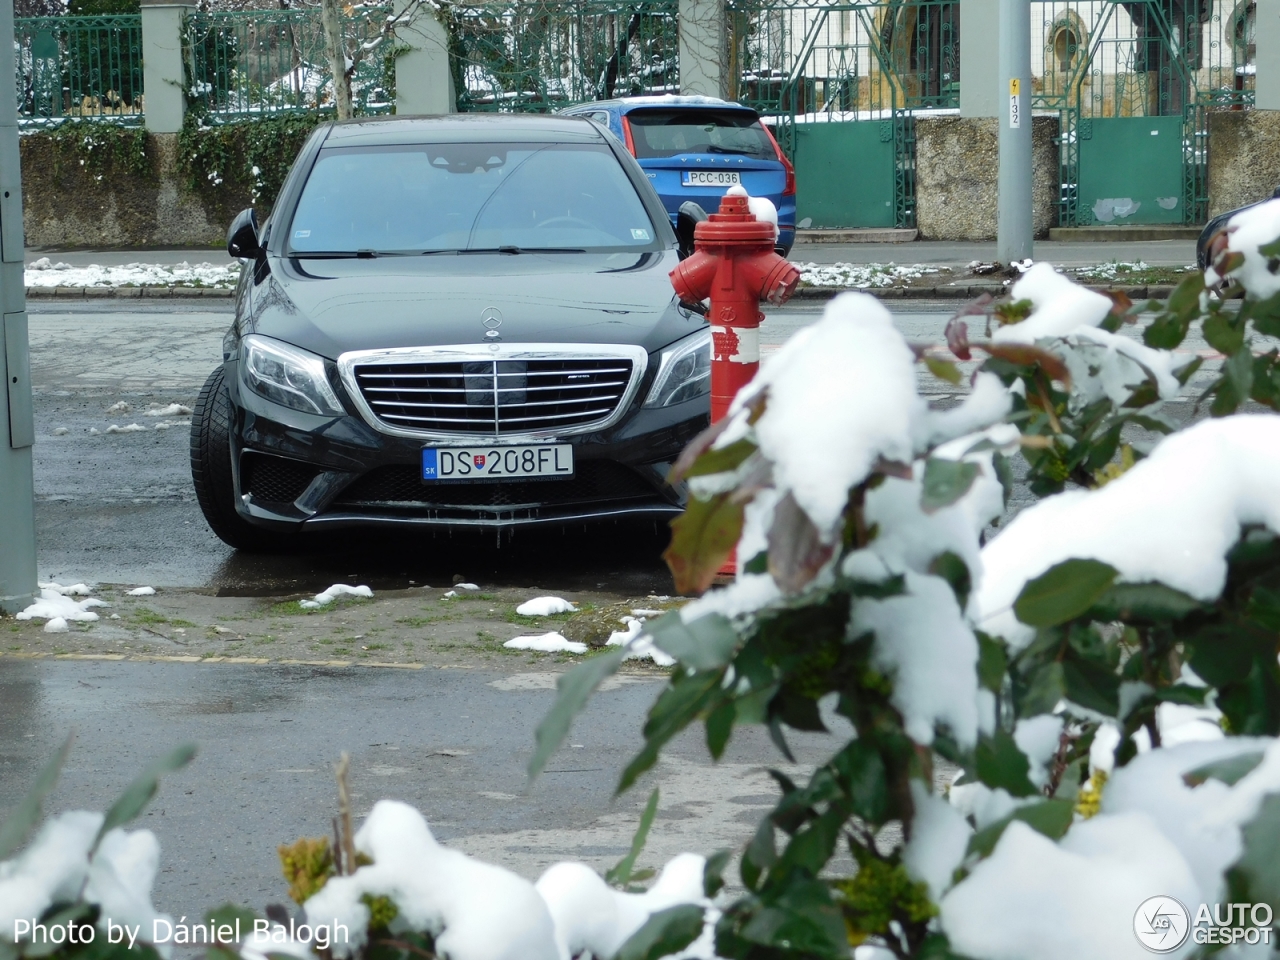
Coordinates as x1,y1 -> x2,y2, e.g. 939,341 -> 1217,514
190,366 -> 277,551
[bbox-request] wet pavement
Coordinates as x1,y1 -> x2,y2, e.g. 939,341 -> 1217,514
0,656 -> 841,921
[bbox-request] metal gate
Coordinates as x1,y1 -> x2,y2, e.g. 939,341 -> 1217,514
1032,0 -> 1254,227
734,0 -> 958,229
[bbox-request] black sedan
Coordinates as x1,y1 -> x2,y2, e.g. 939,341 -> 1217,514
191,114 -> 711,550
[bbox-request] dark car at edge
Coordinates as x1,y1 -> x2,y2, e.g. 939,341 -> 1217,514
190,114 -> 711,550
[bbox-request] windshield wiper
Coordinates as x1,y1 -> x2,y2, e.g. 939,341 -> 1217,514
707,146 -> 756,156
290,250 -> 419,259
458,246 -> 587,255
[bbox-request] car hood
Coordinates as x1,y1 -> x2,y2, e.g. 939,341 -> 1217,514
245,250 -> 702,359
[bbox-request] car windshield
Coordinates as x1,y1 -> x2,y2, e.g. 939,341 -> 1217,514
286,142 -> 660,256
626,109 -> 776,161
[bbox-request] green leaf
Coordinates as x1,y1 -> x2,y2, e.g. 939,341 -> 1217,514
614,904 -> 706,960
993,451 -> 1014,507
973,728 -> 1037,798
1062,654 -> 1120,716
1019,660 -> 1066,716
648,611 -> 741,670
1184,752 -> 1265,787
606,788 -> 659,887
0,732 -> 74,860
1013,559 -> 1119,627
663,493 -> 745,595
1225,793 -> 1280,914
831,740 -> 891,824
967,798 -> 1075,858
921,459 -> 980,513
1210,345 -> 1254,417
706,700 -> 736,759
929,551 -> 972,610
741,817 -> 777,891
685,439 -> 757,479
97,743 -> 197,843
1203,312 -> 1245,356
1086,582 -> 1205,622
529,648 -> 626,779
743,550 -> 769,575
976,633 -> 1007,694
772,807 -> 845,881
704,849 -> 732,898
618,671 -> 722,793
925,355 -> 963,385
1174,355 -> 1204,386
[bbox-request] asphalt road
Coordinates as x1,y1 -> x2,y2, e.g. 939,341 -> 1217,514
26,298 -> 1005,594
0,656 -> 844,923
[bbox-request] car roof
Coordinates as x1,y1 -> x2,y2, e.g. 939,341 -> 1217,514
320,113 -> 607,147
565,95 -> 758,114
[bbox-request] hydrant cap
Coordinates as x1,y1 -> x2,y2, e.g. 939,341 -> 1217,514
694,193 -> 776,245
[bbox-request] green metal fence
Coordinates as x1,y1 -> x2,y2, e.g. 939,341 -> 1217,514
183,9 -> 394,121
14,14 -> 144,125
447,0 -> 679,111
1031,0 -> 1254,226
729,0 -> 959,228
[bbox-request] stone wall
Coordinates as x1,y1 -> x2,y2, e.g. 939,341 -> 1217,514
914,116 -> 1060,241
20,133 -> 251,250
1208,110 -> 1280,218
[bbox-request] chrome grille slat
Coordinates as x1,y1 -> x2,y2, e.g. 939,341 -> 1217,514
350,353 -> 638,437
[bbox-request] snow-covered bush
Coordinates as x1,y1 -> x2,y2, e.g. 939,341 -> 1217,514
532,205 -> 1280,959
0,741 -> 194,960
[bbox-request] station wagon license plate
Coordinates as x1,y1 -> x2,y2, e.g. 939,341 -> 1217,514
682,170 -> 741,187
422,444 -> 574,481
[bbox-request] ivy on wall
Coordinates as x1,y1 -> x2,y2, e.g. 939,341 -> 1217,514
176,113 -> 325,211
34,121 -> 151,183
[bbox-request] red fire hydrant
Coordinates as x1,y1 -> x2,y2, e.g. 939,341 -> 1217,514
669,191 -> 801,422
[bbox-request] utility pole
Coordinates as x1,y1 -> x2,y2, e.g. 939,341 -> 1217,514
997,0 -> 1033,263
0,0 -> 39,615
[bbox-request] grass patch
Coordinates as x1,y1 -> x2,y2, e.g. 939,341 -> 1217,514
130,608 -> 197,628
365,643 -> 388,651
331,647 -> 352,656
1072,261 -> 1197,286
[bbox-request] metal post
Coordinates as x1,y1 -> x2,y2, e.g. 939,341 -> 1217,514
997,0 -> 1033,263
0,0 -> 39,614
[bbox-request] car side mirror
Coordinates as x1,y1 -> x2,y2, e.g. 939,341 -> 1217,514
227,208 -> 260,259
676,202 -> 707,260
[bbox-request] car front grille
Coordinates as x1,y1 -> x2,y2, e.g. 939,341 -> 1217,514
334,460 -> 657,508
347,353 -> 642,437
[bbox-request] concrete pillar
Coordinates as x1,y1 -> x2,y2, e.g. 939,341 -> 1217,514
140,0 -> 193,134
1257,0 -> 1280,110
679,0 -> 726,99
960,0 -> 999,117
0,0 -> 39,615
395,7 -> 455,115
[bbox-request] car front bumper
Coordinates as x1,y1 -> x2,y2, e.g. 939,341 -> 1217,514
225,362 -> 706,531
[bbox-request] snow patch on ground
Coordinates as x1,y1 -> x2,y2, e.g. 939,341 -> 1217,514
17,587 -> 107,623
25,259 -> 240,289
40,581 -> 91,596
516,597 -> 577,617
794,261 -> 941,289
299,584 -> 373,609
503,632 -> 587,654
144,404 -> 192,417
126,586 -> 156,597
105,424 -> 147,435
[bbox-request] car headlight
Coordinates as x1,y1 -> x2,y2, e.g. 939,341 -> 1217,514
645,328 -> 711,408
241,335 -> 345,416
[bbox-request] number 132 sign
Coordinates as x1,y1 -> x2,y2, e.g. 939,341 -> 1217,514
1009,78 -> 1022,129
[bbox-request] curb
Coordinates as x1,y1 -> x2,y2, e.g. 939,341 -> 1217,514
22,283 -> 1177,302
0,650 -> 425,668
792,284 -> 1176,300
25,286 -> 235,299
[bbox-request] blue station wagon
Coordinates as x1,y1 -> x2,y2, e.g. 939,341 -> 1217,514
561,95 -> 796,255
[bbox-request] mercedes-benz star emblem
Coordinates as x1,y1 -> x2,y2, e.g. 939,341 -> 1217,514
481,307 -> 502,340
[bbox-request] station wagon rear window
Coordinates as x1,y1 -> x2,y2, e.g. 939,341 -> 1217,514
626,109 -> 776,161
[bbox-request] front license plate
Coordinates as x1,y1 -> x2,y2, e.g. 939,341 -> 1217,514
422,444 -> 574,481
682,170 -> 741,187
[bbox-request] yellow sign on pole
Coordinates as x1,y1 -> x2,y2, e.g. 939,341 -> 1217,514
1009,78 -> 1022,128
1009,78 -> 1020,96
